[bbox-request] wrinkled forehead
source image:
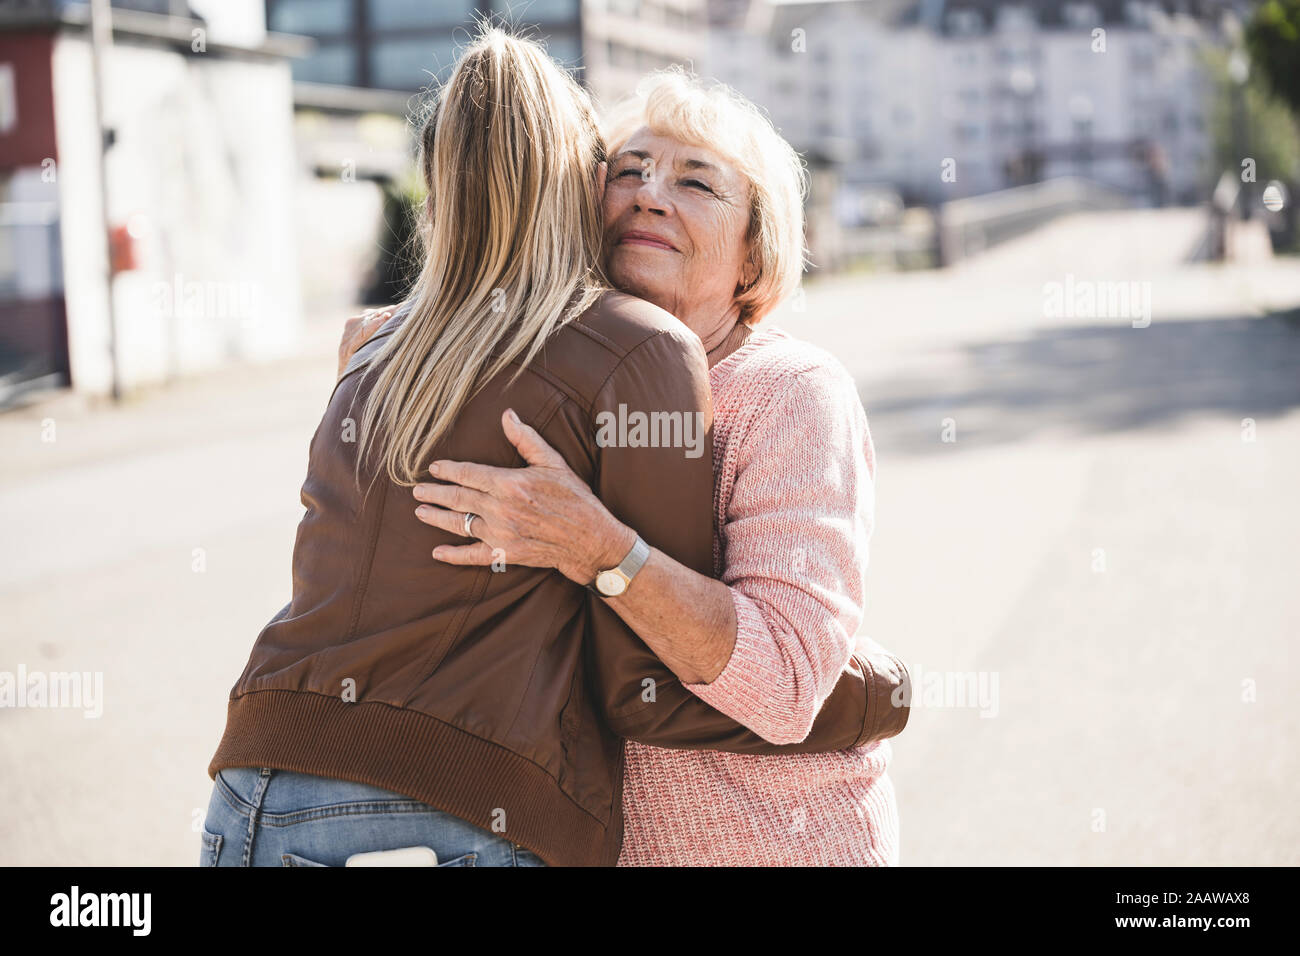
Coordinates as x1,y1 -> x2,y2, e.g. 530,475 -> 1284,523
612,126 -> 749,186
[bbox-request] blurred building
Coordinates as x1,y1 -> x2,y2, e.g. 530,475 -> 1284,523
0,0 -> 305,401
265,0 -> 706,111
709,0 -> 1247,217
265,1 -> 709,315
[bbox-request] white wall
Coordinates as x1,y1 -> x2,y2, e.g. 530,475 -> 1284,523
52,35 -> 301,395
188,0 -> 266,48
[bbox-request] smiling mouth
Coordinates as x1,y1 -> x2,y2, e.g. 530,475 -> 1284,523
619,233 -> 677,251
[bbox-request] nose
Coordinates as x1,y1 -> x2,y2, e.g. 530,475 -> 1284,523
632,173 -> 669,217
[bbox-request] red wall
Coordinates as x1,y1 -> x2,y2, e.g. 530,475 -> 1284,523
0,30 -> 58,170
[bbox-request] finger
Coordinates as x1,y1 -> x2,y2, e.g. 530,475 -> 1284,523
348,309 -> 389,336
359,310 -> 391,340
413,503 -> 475,538
431,541 -> 498,566
501,408 -> 566,468
426,458 -> 513,494
411,481 -> 487,515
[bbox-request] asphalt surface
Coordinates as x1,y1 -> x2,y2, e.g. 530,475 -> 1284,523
1,209 -> 1297,865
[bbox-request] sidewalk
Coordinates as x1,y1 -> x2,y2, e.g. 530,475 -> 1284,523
2,214 -> 1299,865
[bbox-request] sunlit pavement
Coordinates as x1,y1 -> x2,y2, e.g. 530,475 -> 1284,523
2,209 -> 1298,865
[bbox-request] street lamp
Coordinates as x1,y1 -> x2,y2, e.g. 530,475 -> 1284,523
89,0 -> 122,400
1228,48 -> 1251,221
1008,66 -> 1037,186
1068,93 -> 1094,179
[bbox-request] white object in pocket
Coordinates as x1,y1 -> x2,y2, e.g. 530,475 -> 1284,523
345,846 -> 440,867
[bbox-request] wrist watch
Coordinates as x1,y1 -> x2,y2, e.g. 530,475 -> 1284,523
587,535 -> 651,598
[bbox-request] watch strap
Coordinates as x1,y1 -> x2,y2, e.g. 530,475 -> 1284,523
587,535 -> 650,595
619,535 -> 651,580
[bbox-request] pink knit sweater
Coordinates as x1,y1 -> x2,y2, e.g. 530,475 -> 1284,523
617,327 -> 898,866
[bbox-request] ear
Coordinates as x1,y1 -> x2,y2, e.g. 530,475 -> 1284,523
739,251 -> 759,292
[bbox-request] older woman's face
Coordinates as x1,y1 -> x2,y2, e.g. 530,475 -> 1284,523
602,128 -> 753,327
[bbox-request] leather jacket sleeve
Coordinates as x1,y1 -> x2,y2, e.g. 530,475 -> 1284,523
583,327 -> 909,754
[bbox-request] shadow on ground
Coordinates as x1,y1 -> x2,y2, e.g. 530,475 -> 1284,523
860,311 -> 1300,456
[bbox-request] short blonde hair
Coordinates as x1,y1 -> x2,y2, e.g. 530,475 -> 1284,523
602,69 -> 808,325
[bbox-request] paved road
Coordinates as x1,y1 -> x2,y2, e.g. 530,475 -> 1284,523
2,209 -> 1297,865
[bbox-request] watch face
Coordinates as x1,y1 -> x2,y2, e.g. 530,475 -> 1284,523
596,570 -> 627,596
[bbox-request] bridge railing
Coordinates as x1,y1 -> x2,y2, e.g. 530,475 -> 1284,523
936,176 -> 1134,266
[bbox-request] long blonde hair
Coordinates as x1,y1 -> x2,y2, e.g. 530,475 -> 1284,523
357,27 -> 608,486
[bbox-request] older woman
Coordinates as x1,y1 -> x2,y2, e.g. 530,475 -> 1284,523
398,72 -> 906,865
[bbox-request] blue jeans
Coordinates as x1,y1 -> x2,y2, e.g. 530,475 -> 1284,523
200,766 -> 547,867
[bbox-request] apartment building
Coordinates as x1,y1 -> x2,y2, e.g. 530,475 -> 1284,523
708,0 -> 1239,210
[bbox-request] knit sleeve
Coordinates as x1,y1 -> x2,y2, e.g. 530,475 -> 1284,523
683,360 -> 876,744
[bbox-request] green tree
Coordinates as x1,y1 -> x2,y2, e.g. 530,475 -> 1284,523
1204,47 -> 1300,187
1246,1 -> 1300,117
365,166 -> 426,306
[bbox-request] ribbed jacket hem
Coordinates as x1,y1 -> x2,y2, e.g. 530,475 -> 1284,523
207,689 -> 621,867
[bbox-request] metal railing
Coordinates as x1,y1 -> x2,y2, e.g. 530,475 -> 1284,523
937,176 -> 1134,266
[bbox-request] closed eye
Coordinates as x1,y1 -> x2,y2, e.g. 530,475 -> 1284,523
683,179 -> 714,193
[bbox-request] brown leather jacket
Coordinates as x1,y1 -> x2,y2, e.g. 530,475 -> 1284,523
208,291 -> 909,866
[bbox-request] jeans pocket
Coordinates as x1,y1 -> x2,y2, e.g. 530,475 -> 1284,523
282,849 -> 477,867
200,829 -> 223,867
512,845 -> 546,867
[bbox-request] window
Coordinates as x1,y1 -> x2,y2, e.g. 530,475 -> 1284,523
268,0 -> 354,35
997,6 -> 1035,30
543,33 -> 582,69
369,0 -> 476,29
1123,1 -> 1151,27
110,0 -> 174,13
1064,3 -> 1099,29
947,10 -> 982,35
269,0 -> 581,91
295,44 -> 359,85
370,35 -> 459,89
491,0 -> 579,20
0,63 -> 14,135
